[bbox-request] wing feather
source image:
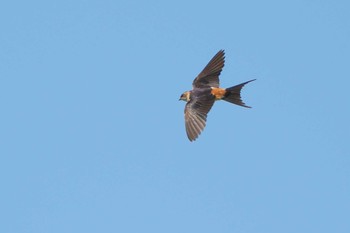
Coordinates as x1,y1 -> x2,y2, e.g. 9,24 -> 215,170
192,50 -> 225,88
184,93 -> 215,141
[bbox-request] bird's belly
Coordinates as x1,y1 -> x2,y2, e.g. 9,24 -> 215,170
211,87 -> 226,100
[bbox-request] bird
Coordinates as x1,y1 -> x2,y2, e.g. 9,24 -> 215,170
179,50 -> 255,141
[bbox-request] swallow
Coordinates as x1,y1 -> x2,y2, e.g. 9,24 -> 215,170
179,50 -> 255,141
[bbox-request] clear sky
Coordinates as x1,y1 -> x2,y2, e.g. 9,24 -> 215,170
1,0 -> 349,232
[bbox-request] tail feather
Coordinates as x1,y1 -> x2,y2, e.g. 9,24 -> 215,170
223,79 -> 256,108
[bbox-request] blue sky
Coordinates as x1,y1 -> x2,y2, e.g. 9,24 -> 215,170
1,0 -> 349,232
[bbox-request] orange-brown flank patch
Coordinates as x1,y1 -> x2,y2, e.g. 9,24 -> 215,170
211,87 -> 227,100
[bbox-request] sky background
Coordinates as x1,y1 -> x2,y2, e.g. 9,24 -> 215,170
1,0 -> 350,232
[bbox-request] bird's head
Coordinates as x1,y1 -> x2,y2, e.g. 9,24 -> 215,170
179,91 -> 191,102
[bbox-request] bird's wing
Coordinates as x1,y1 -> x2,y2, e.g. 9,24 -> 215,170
184,93 -> 215,141
192,50 -> 225,88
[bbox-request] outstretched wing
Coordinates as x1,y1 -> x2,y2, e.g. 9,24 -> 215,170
184,93 -> 215,141
192,50 -> 225,88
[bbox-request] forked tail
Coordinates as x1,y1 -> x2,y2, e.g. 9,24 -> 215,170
223,79 -> 256,108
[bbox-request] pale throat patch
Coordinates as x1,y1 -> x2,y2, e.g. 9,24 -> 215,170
185,91 -> 191,102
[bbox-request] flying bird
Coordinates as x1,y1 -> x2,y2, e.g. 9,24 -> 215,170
179,50 -> 255,141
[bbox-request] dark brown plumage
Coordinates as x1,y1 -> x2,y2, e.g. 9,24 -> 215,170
179,50 -> 255,141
